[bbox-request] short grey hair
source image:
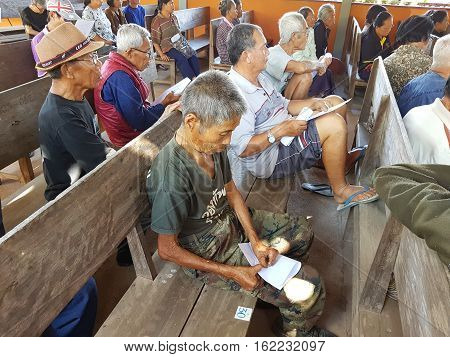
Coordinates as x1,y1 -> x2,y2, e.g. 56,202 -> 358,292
227,23 -> 262,65
279,12 -> 307,45
116,24 -> 151,53
318,4 -> 335,21
432,34 -> 450,70
33,0 -> 47,6
181,70 -> 247,128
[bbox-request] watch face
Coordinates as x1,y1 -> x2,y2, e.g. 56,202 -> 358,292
268,133 -> 275,144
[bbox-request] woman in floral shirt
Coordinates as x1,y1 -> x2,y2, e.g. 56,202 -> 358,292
384,15 -> 434,97
83,0 -> 116,45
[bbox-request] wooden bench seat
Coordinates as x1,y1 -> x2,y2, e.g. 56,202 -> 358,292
189,34 -> 209,52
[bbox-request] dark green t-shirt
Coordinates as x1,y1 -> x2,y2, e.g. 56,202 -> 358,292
147,137 -> 233,237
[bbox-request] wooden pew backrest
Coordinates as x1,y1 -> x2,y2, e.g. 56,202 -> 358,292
352,57 -> 450,337
176,7 -> 210,33
0,111 -> 182,336
0,77 -> 51,170
0,40 -> 38,92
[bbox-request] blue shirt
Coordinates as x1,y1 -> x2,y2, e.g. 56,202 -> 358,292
397,71 -> 446,117
102,71 -> 165,132
123,5 -> 145,27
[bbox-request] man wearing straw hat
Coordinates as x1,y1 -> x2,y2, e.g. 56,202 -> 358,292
35,22 -> 109,336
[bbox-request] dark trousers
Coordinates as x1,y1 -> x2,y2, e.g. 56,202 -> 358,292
167,48 -> 200,80
308,69 -> 335,98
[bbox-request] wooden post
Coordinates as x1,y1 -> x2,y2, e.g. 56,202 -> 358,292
359,215 -> 403,313
333,0 -> 352,59
127,224 -> 158,280
18,156 -> 34,184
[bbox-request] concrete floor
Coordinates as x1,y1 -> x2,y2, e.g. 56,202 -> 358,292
0,58 -> 385,337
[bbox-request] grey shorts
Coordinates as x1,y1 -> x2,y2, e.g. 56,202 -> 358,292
270,120 -> 322,179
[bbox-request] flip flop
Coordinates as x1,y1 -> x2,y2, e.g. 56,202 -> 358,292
336,186 -> 379,211
345,145 -> 368,176
301,183 -> 334,197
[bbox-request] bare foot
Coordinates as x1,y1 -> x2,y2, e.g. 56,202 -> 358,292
334,184 -> 377,204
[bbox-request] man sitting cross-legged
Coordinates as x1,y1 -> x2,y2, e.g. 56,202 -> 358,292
227,24 -> 378,211
147,70 -> 333,337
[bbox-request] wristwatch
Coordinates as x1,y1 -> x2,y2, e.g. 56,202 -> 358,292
267,130 -> 276,144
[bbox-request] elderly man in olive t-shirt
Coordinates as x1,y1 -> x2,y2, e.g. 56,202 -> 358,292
146,70 -> 334,337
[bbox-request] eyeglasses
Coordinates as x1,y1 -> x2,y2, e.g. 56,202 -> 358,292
71,52 -> 99,65
131,48 -> 153,56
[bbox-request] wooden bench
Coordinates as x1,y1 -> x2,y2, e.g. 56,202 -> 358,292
346,17 -> 367,100
347,57 -> 450,336
0,26 -> 27,44
151,7 -> 210,86
0,111 -> 262,337
209,10 -> 254,71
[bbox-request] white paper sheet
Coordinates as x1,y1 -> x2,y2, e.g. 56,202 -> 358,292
238,243 -> 301,290
153,77 -> 191,105
280,98 -> 352,147
75,19 -> 95,37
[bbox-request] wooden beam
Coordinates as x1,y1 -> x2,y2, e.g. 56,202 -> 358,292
18,156 -> 34,184
359,215 -> 403,313
127,224 -> 157,281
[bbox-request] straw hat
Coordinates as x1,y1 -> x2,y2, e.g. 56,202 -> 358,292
35,22 -> 104,72
47,0 -> 81,21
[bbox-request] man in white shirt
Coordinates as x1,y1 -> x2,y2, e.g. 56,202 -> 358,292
263,12 -> 333,100
227,23 -> 379,211
403,77 -> 450,165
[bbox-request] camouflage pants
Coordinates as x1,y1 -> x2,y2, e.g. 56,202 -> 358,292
177,208 -> 325,335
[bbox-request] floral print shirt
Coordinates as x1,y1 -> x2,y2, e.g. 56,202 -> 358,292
384,44 -> 432,97
82,6 -> 116,43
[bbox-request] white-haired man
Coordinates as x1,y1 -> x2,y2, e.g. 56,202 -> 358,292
95,24 -> 179,148
227,24 -> 378,211
263,12 -> 333,99
314,3 -> 335,58
398,34 -> 450,117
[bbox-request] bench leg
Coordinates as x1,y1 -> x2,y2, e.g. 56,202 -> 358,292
127,224 -> 157,280
170,62 -> 177,86
19,156 -> 34,184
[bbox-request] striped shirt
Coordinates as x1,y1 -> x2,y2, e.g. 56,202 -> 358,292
151,13 -> 181,53
216,18 -> 233,64
228,68 -> 291,179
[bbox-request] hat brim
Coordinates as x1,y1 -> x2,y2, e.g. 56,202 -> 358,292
36,40 -> 104,72
61,12 -> 82,21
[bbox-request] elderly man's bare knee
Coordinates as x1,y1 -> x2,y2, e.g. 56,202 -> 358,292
315,112 -> 347,140
325,95 -> 347,118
